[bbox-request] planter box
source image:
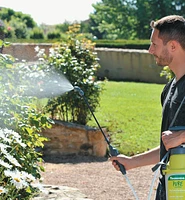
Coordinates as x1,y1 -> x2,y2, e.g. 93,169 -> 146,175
41,120 -> 108,157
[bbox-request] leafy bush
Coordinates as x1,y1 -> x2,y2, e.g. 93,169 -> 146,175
4,26 -> 16,39
0,52 -> 51,199
8,17 -> 29,39
160,66 -> 174,81
47,31 -> 61,39
30,28 -> 44,39
35,24 -> 104,125
94,39 -> 150,49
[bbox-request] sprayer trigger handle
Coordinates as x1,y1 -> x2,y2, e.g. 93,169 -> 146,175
115,160 -> 127,175
109,144 -> 126,175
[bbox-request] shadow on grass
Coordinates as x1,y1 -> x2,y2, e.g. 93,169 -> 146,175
42,154 -> 108,164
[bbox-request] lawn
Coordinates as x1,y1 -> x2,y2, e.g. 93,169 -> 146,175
87,81 -> 165,155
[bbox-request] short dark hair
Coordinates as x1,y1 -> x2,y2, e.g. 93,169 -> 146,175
150,15 -> 185,49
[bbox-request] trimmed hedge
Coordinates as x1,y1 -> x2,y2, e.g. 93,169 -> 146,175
94,39 -> 150,50
6,38 -> 151,50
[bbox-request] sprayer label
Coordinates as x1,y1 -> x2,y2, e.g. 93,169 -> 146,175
167,174 -> 185,199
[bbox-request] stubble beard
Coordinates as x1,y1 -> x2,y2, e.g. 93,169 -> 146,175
154,48 -> 173,67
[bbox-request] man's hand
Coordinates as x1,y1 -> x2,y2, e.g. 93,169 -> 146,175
109,155 -> 135,171
162,130 -> 185,150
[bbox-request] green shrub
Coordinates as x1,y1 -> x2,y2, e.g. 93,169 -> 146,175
5,26 -> 16,39
9,17 -> 29,39
160,66 -> 174,81
30,28 -> 44,39
35,24 -> 104,125
47,31 -> 61,39
0,52 -> 51,199
94,39 -> 150,49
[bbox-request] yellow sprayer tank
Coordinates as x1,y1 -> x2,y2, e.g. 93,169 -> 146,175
163,146 -> 185,199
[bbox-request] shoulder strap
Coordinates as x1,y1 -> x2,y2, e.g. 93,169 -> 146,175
161,78 -> 174,106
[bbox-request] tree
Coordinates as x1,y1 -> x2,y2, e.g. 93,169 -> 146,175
135,0 -> 152,39
90,0 -> 136,39
0,7 -> 37,39
55,21 -> 71,33
21,13 -> 36,28
148,0 -> 175,20
90,0 -> 185,40
135,0 -> 185,38
9,16 -> 29,39
0,7 -> 15,22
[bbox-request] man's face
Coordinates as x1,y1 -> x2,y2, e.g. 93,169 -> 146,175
148,29 -> 173,66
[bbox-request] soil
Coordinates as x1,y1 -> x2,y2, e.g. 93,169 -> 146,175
41,155 -> 159,200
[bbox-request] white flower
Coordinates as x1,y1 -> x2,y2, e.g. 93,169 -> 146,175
4,169 -> 29,189
0,143 -> 10,153
36,49 -> 45,57
10,178 -> 28,189
49,48 -> 55,56
0,186 -> 8,194
0,128 -> 26,148
38,57 -> 45,62
0,159 -> 12,169
5,154 -> 21,167
14,137 -> 26,148
4,169 -> 12,177
34,46 -> 40,52
21,171 -> 36,182
32,183 -> 48,194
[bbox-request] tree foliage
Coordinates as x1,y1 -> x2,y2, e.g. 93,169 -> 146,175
0,7 -> 36,39
90,0 -> 136,39
90,0 -> 185,39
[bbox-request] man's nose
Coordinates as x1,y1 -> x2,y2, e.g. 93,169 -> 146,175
148,45 -> 154,55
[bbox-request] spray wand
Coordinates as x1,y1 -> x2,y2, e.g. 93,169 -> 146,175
74,86 -> 139,199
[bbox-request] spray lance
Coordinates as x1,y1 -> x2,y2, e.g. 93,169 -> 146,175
74,86 -> 139,200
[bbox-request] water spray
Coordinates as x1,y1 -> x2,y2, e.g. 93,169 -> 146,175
74,86 -> 139,200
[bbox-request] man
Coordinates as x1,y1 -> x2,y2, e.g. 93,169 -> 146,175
110,15 -> 185,199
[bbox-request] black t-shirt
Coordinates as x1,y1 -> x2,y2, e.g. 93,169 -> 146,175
160,74 -> 185,160
156,74 -> 185,199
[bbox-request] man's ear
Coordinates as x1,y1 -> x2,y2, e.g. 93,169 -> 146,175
168,40 -> 179,52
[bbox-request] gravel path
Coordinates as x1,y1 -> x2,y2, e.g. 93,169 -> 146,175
40,155 -> 159,200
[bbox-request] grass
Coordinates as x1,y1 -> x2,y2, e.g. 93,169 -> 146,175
87,81 -> 165,156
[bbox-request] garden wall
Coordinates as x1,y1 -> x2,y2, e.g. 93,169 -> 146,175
3,43 -> 167,84
41,120 -> 108,157
96,48 -> 167,84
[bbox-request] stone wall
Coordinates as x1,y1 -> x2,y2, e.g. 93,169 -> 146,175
3,43 -> 51,62
3,43 -> 167,84
96,48 -> 167,84
41,121 -> 108,157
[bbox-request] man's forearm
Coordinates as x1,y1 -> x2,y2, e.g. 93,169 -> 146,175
131,146 -> 160,168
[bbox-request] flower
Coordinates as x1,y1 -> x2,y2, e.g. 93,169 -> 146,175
5,154 -> 21,167
0,159 -> 12,169
7,26 -> 11,31
0,186 -> 8,194
4,169 -> 29,189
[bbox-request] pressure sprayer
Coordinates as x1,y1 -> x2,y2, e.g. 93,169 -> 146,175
73,86 -> 139,200
151,96 -> 185,200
